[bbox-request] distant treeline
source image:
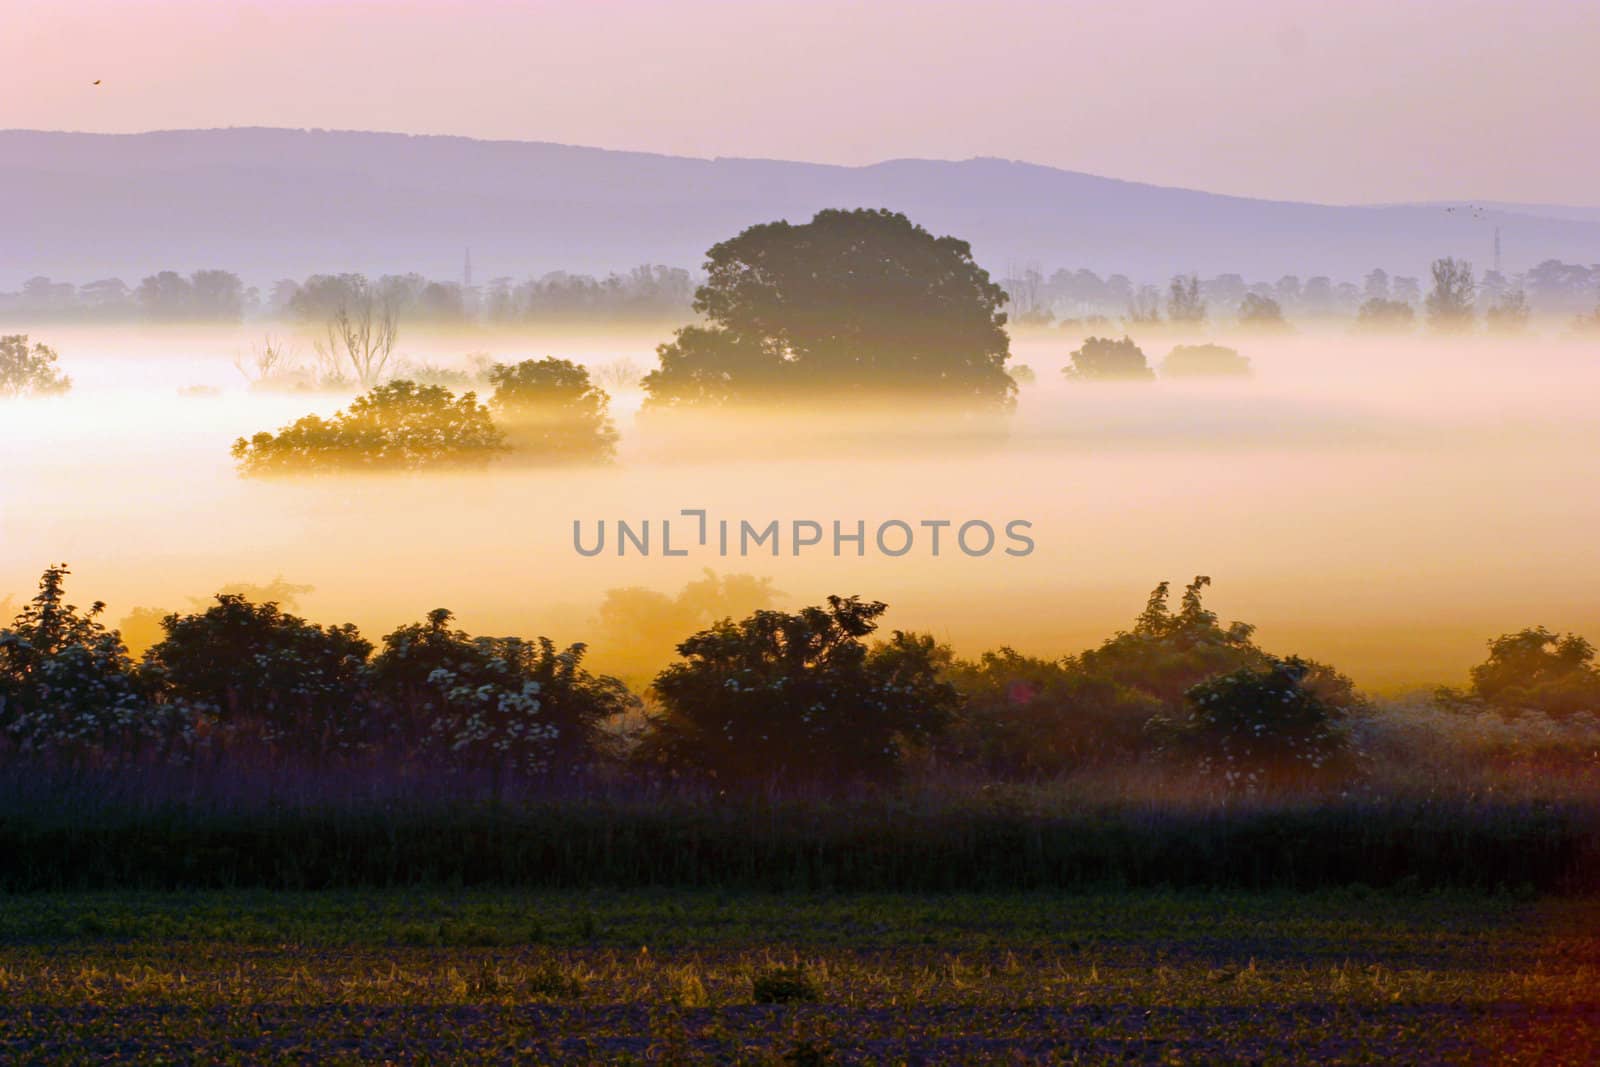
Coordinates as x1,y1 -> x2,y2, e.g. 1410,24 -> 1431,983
7,258 -> 1598,327
0,265 -> 695,325
1000,259 -> 1600,324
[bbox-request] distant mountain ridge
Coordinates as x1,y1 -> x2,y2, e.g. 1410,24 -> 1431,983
2,127 -> 1597,285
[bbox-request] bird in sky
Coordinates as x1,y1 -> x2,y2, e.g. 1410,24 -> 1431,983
92,80 -> 101,86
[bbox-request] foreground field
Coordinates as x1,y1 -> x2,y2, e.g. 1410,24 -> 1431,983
1,891 -> 1596,1064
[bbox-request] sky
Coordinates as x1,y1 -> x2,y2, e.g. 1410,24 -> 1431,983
3,0 -> 1598,206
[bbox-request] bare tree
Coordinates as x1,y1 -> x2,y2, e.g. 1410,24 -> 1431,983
314,282 -> 399,387
234,335 -> 300,387
591,357 -> 645,392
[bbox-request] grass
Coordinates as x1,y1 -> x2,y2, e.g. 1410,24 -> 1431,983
0,889 -> 1596,1063
3,787 -> 1595,893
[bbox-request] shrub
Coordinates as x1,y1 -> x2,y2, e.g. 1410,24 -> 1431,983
0,566 -> 161,766
1153,656 -> 1362,790
231,380 -> 508,474
938,579 -> 1269,779
487,357 -> 619,463
0,335 -> 71,397
1063,336 -> 1154,382
370,609 -> 632,786
1161,343 -> 1252,379
643,596 -> 959,786
143,595 -> 372,763
938,648 -> 1162,777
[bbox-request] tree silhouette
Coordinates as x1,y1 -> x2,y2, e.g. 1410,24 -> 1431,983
642,209 -> 1014,409
1425,258 -> 1477,332
1167,274 -> 1206,325
1237,293 -> 1288,331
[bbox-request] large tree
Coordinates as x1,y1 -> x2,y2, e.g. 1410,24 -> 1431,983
642,209 -> 1015,409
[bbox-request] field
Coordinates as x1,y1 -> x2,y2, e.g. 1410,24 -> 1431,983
2,889 -> 1597,1064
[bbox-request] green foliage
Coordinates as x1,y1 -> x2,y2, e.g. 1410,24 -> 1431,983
1062,336 -> 1154,382
644,596 -> 959,786
0,334 -> 72,397
231,380 -> 507,474
643,209 -> 1014,410
0,566 -> 157,765
1443,627 -> 1600,718
370,609 -> 632,780
487,357 -> 619,463
1161,343 -> 1251,379
143,595 -> 372,761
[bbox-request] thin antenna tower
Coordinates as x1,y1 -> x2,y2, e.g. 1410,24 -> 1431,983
1493,227 -> 1501,274
463,247 -> 473,290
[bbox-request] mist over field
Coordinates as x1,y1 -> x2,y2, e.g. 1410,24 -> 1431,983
5,320 -> 1596,692
9,1 -> 1600,1054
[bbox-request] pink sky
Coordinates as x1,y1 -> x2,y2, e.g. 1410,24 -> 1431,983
4,0 -> 1597,205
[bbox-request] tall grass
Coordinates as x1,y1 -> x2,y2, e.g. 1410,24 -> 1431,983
2,765 -> 1593,894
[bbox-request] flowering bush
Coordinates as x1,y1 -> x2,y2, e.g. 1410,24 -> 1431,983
643,596 -> 959,786
0,566 -> 167,766
370,609 -> 630,786
143,595 -> 373,762
231,380 -> 508,474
